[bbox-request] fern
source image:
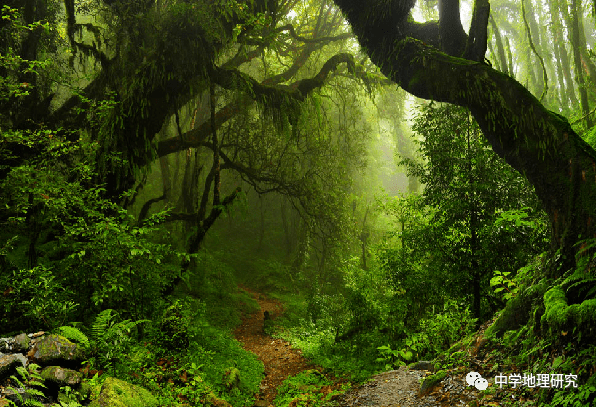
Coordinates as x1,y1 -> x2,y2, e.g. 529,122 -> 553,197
57,326 -> 90,350
91,309 -> 115,343
90,309 -> 149,373
7,364 -> 46,407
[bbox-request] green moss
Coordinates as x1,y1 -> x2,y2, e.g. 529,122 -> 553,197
89,377 -> 158,407
541,286 -> 596,332
32,334 -> 85,363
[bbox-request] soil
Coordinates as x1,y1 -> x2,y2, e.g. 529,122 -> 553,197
234,286 -> 321,406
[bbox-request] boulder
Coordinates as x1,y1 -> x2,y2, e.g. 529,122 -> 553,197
27,335 -> 84,365
41,366 -> 83,386
89,377 -> 158,407
13,333 -> 31,352
0,354 -> 23,380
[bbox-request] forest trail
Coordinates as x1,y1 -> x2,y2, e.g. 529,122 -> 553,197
234,286 -> 322,406
233,287 -> 451,407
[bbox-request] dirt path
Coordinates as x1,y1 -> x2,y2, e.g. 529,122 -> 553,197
336,367 -> 441,407
234,287 -> 321,406
234,287 -> 471,407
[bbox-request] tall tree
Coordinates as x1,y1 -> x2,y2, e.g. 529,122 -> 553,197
332,0 -> 595,274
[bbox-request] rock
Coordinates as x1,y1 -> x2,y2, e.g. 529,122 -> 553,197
418,370 -> 446,397
0,354 -> 23,380
41,366 -> 83,386
410,360 -> 435,372
204,391 -> 233,407
89,377 -> 159,407
0,338 -> 10,353
13,333 -> 31,352
27,334 -> 84,365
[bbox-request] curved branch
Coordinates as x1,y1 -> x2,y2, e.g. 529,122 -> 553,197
212,52 -> 355,102
276,24 -> 353,43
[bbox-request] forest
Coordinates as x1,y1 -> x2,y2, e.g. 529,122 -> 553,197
0,0 -> 595,406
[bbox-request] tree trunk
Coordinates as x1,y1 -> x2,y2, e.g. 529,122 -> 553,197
489,15 -> 508,74
333,0 -> 596,275
570,0 -> 594,129
548,0 -> 572,112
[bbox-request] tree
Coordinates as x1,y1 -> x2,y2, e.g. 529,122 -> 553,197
332,0 -> 595,274
402,103 -> 548,319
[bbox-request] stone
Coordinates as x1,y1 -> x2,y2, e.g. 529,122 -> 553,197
27,334 -> 84,365
0,338 -> 10,353
410,360 -> 435,372
89,377 -> 159,407
0,354 -> 22,380
41,366 -> 83,386
3,388 -> 34,405
418,370 -> 446,397
12,353 -> 27,368
13,333 -> 31,352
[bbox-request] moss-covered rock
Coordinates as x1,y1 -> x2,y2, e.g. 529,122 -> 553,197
418,370 -> 446,397
28,334 -> 85,365
0,354 -> 22,381
13,333 -> 31,352
41,366 -> 83,386
486,279 -> 548,338
204,391 -> 233,407
89,377 -> 158,407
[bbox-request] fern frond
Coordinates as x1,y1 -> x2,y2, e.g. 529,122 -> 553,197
92,309 -> 115,342
6,386 -> 24,403
57,326 -> 90,350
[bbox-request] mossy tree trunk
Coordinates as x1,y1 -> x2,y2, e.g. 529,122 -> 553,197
333,0 -> 596,275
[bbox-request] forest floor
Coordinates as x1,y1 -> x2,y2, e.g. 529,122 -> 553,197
234,286 -> 330,405
233,286 -> 463,407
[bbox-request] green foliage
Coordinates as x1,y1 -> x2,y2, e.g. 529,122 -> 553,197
376,344 -> 410,369
376,300 -> 476,370
490,270 -> 518,301
274,370 -> 344,407
187,326 -> 263,406
89,309 -> 149,374
0,124 -> 183,329
1,265 -> 78,331
57,325 -> 90,350
155,300 -> 191,352
0,5 -> 56,107
7,363 -> 46,407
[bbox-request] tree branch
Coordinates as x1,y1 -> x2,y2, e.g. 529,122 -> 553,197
276,24 -> 353,43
